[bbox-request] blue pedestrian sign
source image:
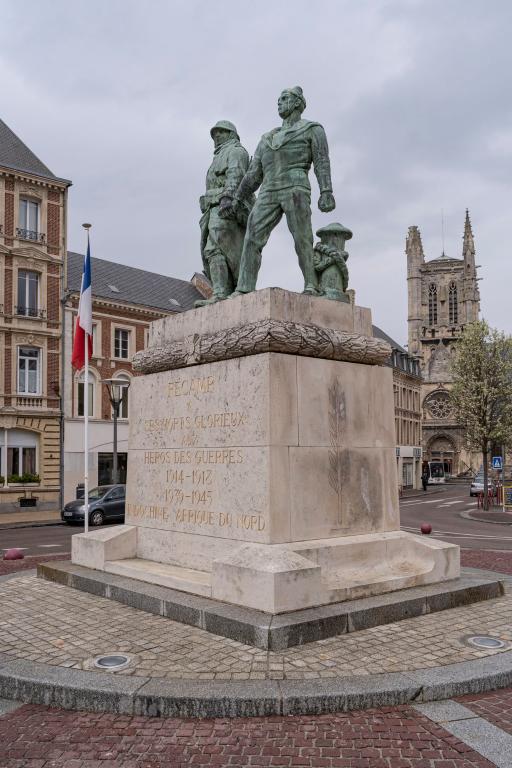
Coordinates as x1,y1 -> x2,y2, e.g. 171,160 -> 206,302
492,456 -> 503,470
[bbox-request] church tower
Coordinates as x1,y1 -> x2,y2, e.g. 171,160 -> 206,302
405,211 -> 481,476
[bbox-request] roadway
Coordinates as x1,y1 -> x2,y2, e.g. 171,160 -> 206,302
0,483 -> 511,556
399,482 -> 512,551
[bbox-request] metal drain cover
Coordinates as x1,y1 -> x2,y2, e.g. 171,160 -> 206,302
466,635 -> 506,649
94,654 -> 130,670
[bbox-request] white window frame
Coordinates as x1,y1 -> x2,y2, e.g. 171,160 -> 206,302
17,347 -> 41,395
76,370 -> 96,418
113,373 -> 131,420
17,269 -> 40,317
113,327 -> 130,360
18,198 -> 40,237
91,322 -> 100,358
1,430 -> 39,481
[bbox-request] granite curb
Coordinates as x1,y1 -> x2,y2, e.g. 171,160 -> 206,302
37,561 -> 504,650
1,650 -> 512,718
0,520 -> 63,530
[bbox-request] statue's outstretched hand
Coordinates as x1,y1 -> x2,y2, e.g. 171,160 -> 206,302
318,191 -> 336,213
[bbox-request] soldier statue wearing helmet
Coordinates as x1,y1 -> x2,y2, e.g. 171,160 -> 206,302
196,120 -> 254,307
220,87 -> 336,297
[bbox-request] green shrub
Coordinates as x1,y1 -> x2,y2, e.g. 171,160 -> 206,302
6,473 -> 40,484
21,473 -> 40,483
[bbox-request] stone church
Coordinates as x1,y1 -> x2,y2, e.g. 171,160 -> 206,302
407,211 -> 480,477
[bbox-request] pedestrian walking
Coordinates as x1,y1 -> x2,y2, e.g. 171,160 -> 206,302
421,471 -> 428,492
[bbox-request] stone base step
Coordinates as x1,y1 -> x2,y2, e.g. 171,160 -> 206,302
104,558 -> 212,597
39,560 -> 505,651
326,563 -> 430,601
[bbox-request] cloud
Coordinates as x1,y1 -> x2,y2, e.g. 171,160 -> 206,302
1,0 -> 511,344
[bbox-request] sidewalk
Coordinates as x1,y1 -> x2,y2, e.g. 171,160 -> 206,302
0,509 -> 61,528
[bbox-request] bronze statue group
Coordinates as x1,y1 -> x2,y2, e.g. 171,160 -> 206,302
196,86 -> 351,308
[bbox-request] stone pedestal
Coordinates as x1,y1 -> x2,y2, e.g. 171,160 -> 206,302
72,289 -> 459,613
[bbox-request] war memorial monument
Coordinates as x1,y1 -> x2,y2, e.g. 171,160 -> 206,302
49,89 -> 500,657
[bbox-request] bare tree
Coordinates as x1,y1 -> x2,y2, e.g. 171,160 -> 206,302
450,320 -> 512,510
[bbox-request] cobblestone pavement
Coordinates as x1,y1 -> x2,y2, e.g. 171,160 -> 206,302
457,688 -> 512,736
0,572 -> 511,681
1,552 -> 512,765
0,703 -> 498,767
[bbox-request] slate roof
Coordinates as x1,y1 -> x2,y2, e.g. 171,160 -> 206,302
429,252 -> 460,262
67,252 -> 203,312
373,324 -> 421,377
373,324 -> 407,354
0,118 -> 70,183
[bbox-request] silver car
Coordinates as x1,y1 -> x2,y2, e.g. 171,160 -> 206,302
470,476 -> 496,497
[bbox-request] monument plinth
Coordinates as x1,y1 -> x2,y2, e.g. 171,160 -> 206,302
72,289 -> 459,614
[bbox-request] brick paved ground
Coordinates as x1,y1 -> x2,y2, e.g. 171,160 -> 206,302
0,572 -> 511,680
1,550 -> 512,766
0,703 -> 498,767
0,553 -> 69,577
460,549 -> 512,574
457,687 -> 512,737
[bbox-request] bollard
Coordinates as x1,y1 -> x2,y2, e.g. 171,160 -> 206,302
3,548 -> 24,561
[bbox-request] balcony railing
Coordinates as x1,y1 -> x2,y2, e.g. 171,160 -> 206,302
16,228 -> 46,244
15,305 -> 46,319
17,396 -> 44,409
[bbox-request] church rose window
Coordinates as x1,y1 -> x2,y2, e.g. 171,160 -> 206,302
428,283 -> 438,325
425,391 -> 452,419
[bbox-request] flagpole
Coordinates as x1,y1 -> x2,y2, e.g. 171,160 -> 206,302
82,224 -> 91,535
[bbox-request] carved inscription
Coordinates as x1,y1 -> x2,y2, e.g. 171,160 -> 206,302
129,372 -> 266,536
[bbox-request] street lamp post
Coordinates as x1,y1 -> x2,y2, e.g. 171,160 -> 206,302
102,379 -> 130,484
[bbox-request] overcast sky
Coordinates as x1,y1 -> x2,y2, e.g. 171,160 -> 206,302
2,0 -> 511,344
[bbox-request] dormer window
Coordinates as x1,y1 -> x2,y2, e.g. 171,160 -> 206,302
18,198 -> 40,242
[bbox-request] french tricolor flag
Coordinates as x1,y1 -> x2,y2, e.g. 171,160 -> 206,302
71,240 -> 93,369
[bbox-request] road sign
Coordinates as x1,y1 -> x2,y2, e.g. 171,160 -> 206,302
492,456 -> 503,469
503,485 -> 512,509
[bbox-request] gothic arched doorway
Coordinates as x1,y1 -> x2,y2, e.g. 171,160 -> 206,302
425,434 -> 458,478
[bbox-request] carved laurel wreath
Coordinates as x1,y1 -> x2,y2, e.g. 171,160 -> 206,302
133,319 -> 391,374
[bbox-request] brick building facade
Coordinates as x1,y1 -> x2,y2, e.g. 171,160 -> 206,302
63,253 -> 203,502
374,326 -> 423,489
0,119 -> 71,512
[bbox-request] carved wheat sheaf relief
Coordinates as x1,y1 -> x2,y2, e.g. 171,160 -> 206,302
328,379 -> 345,527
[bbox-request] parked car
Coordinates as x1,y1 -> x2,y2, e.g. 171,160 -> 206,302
61,484 -> 126,525
469,476 -> 496,497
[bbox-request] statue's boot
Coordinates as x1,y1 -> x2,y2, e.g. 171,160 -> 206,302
302,256 -> 320,296
194,254 -> 231,307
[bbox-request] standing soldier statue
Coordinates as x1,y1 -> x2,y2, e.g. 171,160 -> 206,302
196,121 -> 253,307
221,87 -> 336,296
